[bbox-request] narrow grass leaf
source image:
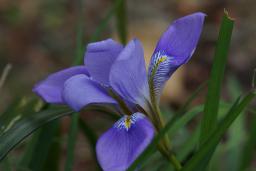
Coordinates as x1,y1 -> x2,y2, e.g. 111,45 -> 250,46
239,114 -> 256,171
65,0 -> 85,170
225,76 -> 246,171
177,127 -> 200,162
79,119 -> 101,170
177,81 -> 207,116
18,122 -> 60,171
43,125 -> 61,171
114,0 -> 127,44
74,0 -> 125,64
64,113 -> 79,171
0,106 -> 73,161
177,103 -> 231,163
90,0 -> 124,42
18,121 -> 60,171
79,119 -> 97,149
199,11 -> 235,146
17,98 -> 60,171
168,105 -> 203,138
72,0 -> 85,66
164,81 -> 207,132
182,90 -> 256,171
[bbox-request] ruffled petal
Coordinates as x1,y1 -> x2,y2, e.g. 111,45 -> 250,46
62,74 -> 117,111
84,39 -> 123,85
33,66 -> 89,104
109,39 -> 149,108
96,113 -> 154,171
148,12 -> 205,102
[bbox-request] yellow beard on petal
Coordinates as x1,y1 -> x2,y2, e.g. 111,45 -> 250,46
124,117 -> 132,130
114,113 -> 144,131
158,56 -> 167,63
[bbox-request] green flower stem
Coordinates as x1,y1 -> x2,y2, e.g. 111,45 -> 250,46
168,152 -> 183,170
152,104 -> 182,170
157,141 -> 182,170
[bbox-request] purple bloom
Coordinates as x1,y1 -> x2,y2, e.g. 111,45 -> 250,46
33,12 -> 205,171
96,113 -> 154,171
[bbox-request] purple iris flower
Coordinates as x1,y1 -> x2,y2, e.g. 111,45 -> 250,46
33,12 -> 205,171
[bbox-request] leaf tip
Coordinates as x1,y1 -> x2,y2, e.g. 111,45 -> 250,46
224,9 -> 235,21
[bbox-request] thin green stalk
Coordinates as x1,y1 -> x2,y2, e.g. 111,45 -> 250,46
155,106 -> 182,170
127,105 -> 202,171
64,0 -> 84,170
142,81 -> 207,170
74,0 -> 125,64
64,113 -> 79,171
177,81 -> 208,115
145,95 -> 181,170
167,81 -> 207,131
43,125 -> 61,171
90,0 -> 124,42
79,119 -> 101,170
153,83 -> 207,170
182,90 -> 256,171
239,114 -> 256,171
115,0 -> 127,44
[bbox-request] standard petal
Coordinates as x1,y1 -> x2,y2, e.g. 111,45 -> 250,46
148,12 -> 205,102
33,66 -> 89,104
109,39 -> 149,108
84,39 -> 123,85
62,74 -> 116,111
154,12 -> 205,59
96,113 -> 154,171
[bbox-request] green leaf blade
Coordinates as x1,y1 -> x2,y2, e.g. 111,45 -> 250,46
0,106 -> 72,161
239,112 -> 256,171
127,105 -> 204,171
115,0 -> 127,44
199,11 -> 235,146
18,121 -> 60,171
182,91 -> 256,171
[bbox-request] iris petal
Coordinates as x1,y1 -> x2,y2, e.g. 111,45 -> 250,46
148,12 -> 205,102
148,52 -> 177,103
33,66 -> 89,104
109,39 -> 149,108
62,74 -> 117,111
154,12 -> 205,58
96,113 -> 154,171
84,39 -> 123,85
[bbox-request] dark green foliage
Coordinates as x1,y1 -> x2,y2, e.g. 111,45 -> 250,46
199,11 -> 234,146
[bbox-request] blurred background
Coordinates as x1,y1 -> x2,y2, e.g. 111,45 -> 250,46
0,0 -> 255,170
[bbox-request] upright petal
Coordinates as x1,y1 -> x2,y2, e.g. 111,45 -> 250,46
33,66 -> 89,104
154,12 -> 205,58
148,12 -> 205,102
109,39 -> 149,108
96,113 -> 154,171
62,74 -> 117,111
84,39 -> 123,85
